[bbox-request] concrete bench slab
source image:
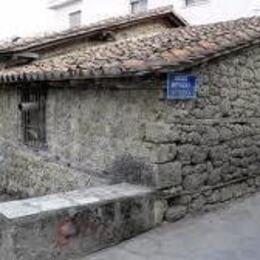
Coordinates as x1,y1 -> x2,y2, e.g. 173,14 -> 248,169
0,183 -> 156,260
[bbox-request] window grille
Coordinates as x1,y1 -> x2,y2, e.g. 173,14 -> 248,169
19,87 -> 47,149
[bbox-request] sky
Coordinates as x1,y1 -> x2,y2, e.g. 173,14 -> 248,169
0,0 -> 52,40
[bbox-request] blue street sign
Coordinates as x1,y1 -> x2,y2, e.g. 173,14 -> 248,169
167,73 -> 197,100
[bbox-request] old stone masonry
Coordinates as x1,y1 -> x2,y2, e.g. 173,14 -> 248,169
0,11 -> 260,260
148,47 -> 260,221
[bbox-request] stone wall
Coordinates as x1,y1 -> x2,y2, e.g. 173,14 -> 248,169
0,184 -> 155,260
146,45 -> 260,221
0,83 -> 161,195
0,86 -> 108,197
0,138 -> 108,197
1,45 -> 260,206
0,87 -> 19,142
46,87 -> 159,174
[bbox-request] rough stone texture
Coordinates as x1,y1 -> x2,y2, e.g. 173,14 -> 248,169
165,205 -> 187,222
154,200 -> 168,225
0,139 -> 108,197
46,87 -> 158,175
153,162 -> 183,188
0,193 -> 15,202
0,43 -> 260,207
163,175 -> 260,221
0,184 -> 155,260
143,46 -> 260,193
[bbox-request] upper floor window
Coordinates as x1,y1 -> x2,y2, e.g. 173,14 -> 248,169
130,0 -> 148,14
48,0 -> 82,10
69,10 -> 82,28
185,0 -> 209,7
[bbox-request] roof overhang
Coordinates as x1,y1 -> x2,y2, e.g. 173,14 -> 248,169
0,15 -> 259,85
48,0 -> 82,9
0,6 -> 188,55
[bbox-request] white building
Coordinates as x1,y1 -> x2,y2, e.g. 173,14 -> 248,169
48,0 -> 260,31
0,0 -> 53,39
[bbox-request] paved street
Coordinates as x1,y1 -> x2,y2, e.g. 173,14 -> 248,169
82,193 -> 260,260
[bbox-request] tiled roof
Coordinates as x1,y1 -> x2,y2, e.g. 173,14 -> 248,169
0,6 -> 187,54
1,15 -> 260,83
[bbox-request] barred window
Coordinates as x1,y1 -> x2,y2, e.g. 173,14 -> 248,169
19,87 -> 47,149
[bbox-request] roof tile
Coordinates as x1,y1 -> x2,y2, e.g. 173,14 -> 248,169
0,6 -> 186,53
1,16 -> 260,83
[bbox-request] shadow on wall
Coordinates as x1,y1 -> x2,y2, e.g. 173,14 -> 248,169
106,154 -> 154,186
0,139 -> 106,198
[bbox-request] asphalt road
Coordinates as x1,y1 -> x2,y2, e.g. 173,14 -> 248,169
82,193 -> 260,260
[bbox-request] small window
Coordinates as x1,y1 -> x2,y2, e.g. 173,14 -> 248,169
69,10 -> 82,28
19,87 -> 47,149
130,0 -> 148,14
185,0 -> 209,6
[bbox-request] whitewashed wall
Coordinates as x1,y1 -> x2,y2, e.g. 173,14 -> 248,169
0,0 -> 259,40
48,0 -> 260,32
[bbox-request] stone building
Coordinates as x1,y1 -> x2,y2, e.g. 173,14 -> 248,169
47,0 -> 260,31
0,6 -> 187,197
0,8 -> 260,219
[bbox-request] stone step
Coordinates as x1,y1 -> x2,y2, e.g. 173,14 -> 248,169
0,183 -> 156,260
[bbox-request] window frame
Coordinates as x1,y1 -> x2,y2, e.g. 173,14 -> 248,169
69,10 -> 82,29
19,87 -> 47,149
130,0 -> 148,14
185,0 -> 209,7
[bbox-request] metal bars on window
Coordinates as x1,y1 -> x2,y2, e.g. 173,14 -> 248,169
19,87 -> 46,149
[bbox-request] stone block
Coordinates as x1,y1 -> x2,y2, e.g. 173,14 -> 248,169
255,176 -> 260,187
154,200 -> 168,225
219,187 -> 233,202
145,123 -> 180,143
207,168 -> 222,186
151,144 -> 177,164
232,184 -> 244,198
183,173 -> 207,191
177,145 -> 194,162
185,132 -> 202,145
202,127 -> 220,145
153,161 -> 183,188
191,147 -> 208,164
207,190 -> 221,204
209,145 -> 230,162
173,195 -> 192,206
0,184 -> 156,260
189,195 -> 206,212
165,206 -> 187,222
108,154 -> 154,186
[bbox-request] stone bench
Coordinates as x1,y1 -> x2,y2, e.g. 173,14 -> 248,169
0,183 -> 156,260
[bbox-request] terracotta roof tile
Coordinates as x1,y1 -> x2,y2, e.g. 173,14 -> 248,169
1,15 -> 260,83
